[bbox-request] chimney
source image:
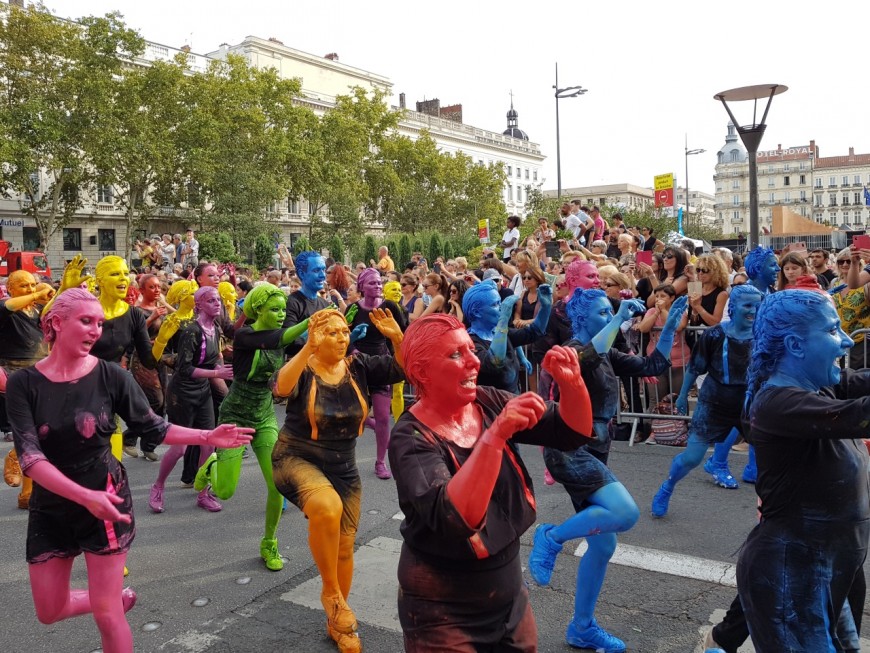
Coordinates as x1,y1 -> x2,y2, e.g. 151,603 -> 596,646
180,45 -> 191,53
399,93 -> 406,109
849,147 -> 855,157
324,52 -> 339,61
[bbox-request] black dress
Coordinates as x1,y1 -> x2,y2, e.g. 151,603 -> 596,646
389,386 -> 589,651
7,360 -> 169,563
166,321 -> 221,430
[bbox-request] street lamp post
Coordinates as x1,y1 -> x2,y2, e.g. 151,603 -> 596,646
554,63 -> 587,201
713,84 -> 788,249
685,137 -> 706,233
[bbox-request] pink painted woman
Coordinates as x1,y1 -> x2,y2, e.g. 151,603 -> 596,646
5,289 -> 253,653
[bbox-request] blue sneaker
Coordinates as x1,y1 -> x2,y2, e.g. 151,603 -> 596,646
702,456 -> 717,476
528,524 -> 562,586
566,618 -> 626,652
711,467 -> 739,489
651,481 -> 673,518
742,461 -> 757,484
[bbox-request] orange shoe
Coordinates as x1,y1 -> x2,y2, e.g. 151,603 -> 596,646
17,491 -> 30,510
322,593 -> 358,635
4,450 -> 21,487
327,623 -> 362,653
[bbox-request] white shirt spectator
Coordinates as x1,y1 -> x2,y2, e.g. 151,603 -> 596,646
501,226 -> 520,260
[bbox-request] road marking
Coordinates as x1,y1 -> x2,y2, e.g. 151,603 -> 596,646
392,511 -> 404,520
573,540 -> 737,587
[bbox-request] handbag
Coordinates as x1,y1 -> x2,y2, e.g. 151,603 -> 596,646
649,394 -> 688,447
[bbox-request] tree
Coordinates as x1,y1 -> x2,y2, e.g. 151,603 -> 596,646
327,234 -> 345,263
293,236 -> 311,255
398,234 -> 412,269
92,58 -> 188,263
0,5 -> 144,255
428,233 -> 443,261
443,240 -> 454,260
198,232 -> 238,263
254,234 -> 275,270
412,239 -> 424,257
524,187 -> 562,224
363,235 -> 378,267
179,54 -> 309,253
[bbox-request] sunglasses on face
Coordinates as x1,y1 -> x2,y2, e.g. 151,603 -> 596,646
838,260 -> 852,266
663,254 -> 675,260
603,282 -> 619,288
696,268 -> 710,274
449,288 -> 458,294
523,275 -> 535,280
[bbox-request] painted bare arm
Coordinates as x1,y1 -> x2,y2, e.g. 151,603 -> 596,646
446,393 -> 546,528
4,285 -> 54,312
655,296 -> 689,360
542,345 -> 593,436
528,285 -> 553,337
274,338 -> 315,397
162,423 -> 254,448
279,317 -> 311,348
591,299 -> 645,354
491,295 -> 519,366
25,460 -> 131,523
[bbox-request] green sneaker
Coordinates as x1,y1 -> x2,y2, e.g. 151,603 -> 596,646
194,453 -> 216,492
260,537 -> 283,571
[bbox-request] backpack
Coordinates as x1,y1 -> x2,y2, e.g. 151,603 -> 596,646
649,394 -> 688,447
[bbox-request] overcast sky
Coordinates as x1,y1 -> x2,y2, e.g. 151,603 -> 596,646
46,0 -> 870,195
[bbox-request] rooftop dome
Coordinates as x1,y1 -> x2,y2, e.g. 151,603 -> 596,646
717,122 -> 747,164
503,100 -> 528,140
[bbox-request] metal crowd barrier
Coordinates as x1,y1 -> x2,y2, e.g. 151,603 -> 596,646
844,328 -> 870,371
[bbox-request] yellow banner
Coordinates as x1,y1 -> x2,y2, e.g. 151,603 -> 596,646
654,173 -> 674,191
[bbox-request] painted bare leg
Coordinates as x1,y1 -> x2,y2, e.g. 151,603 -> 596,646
372,391 -> 391,479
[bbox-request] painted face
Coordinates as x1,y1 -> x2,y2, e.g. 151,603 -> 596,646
360,273 -> 383,301
197,287 -> 223,319
7,271 -> 37,298
97,260 -> 130,301
470,286 -> 502,333
578,295 -> 613,342
421,327 -> 480,404
569,262 -> 600,297
55,300 -> 105,358
383,281 -> 402,303
730,293 -> 761,329
782,262 -> 804,284
757,254 -> 780,287
197,265 -> 221,288
142,277 -> 162,302
300,256 -> 327,295
218,282 -> 237,306
314,315 -> 350,364
257,293 -> 286,330
799,301 -> 853,389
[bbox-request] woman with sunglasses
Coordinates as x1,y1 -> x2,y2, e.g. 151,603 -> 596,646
834,247 -> 870,369
419,272 -> 451,318
687,254 -> 729,330
513,265 -> 546,328
650,247 -> 689,307
447,279 -> 469,324
399,274 -> 424,323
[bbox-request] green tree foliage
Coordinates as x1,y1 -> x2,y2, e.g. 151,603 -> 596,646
363,235 -> 378,267
428,233 -> 443,261
412,239 -> 425,258
0,4 -> 144,254
398,234 -> 412,268
253,234 -> 275,270
327,234 -> 345,263
443,240 -> 454,260
293,236 -> 311,255
198,232 -> 238,263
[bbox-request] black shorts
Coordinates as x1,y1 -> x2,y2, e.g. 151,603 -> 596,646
543,445 -> 617,513
26,457 -> 135,564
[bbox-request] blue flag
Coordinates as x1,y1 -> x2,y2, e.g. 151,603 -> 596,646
864,185 -> 870,206
677,207 -> 684,235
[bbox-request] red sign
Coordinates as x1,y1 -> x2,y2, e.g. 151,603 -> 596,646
655,188 -> 674,208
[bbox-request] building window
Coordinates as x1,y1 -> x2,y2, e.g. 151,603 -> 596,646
768,192 -> 775,203
843,194 -> 850,206
98,229 -> 116,251
855,175 -> 862,185
843,176 -> 850,186
783,176 -> 790,186
97,185 -> 113,204
799,174 -> 806,185
730,150 -> 740,163
732,195 -> 740,206
783,164 -> 790,172
800,190 -> 807,201
732,210 -> 740,221
815,178 -> 822,188
62,228 -> 82,251
784,191 -> 791,202
533,170 -> 538,181
855,192 -> 862,205
516,185 -> 522,203
799,162 -> 806,170
525,168 -> 529,180
732,180 -> 740,189
507,165 -> 512,177
767,178 -> 775,188
829,177 -> 837,187
815,194 -> 823,206
829,193 -> 837,206
507,185 -> 513,201
288,197 -> 298,214
308,202 -> 316,215
23,227 -> 39,251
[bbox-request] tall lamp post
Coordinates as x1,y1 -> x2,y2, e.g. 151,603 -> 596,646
554,63 -> 587,201
714,84 -> 788,249
685,137 -> 706,233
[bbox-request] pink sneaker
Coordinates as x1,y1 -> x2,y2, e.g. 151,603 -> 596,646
543,469 -> 556,486
197,488 -> 222,512
375,461 -> 392,480
148,484 -> 164,513
121,587 -> 137,613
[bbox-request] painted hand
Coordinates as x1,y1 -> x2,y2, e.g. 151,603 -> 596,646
207,424 -> 255,448
82,490 -> 131,524
617,298 -> 646,321
663,295 -> 689,331
370,308 -> 401,341
34,283 -> 55,303
345,304 -> 359,324
61,254 -> 91,291
522,357 -> 533,375
538,284 -> 553,306
542,345 -> 583,389
214,365 -> 234,381
675,394 -> 688,415
499,294 -> 519,319
350,323 -> 368,343
490,393 -> 546,442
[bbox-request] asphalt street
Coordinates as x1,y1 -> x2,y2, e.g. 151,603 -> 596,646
0,407 -> 867,652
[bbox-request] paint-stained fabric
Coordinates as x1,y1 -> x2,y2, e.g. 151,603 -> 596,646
7,360 -> 168,562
